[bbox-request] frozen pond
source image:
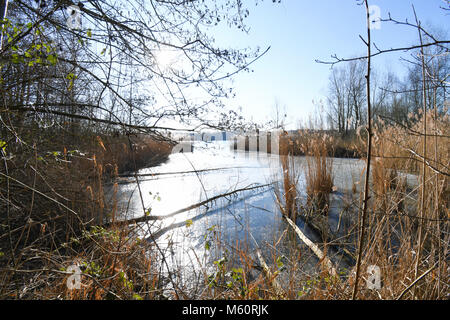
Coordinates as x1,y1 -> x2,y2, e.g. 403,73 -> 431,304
107,140 -> 389,295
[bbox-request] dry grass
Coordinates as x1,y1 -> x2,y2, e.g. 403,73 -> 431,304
303,134 -> 334,213
96,135 -> 174,176
276,132 -> 299,221
372,111 -> 449,174
220,113 -> 448,300
234,129 -> 362,158
40,224 -> 162,300
279,130 -> 363,158
347,111 -> 449,299
275,132 -> 335,220
0,127 -> 173,299
2,113 -> 448,300
269,112 -> 449,300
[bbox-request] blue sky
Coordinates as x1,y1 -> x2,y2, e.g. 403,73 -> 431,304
210,0 -> 449,129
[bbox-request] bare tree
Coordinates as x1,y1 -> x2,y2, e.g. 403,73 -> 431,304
269,97 -> 287,130
351,0 -> 373,300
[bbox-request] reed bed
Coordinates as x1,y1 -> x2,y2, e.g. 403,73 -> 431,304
276,132 -> 299,221
303,134 -> 334,214
0,127 -> 173,299
268,111 -> 448,299
279,130 -> 362,158
1,112 -> 448,300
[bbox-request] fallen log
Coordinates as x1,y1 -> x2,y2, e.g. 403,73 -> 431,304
103,183 -> 272,228
282,215 -> 340,279
146,188 -> 270,241
117,166 -> 260,178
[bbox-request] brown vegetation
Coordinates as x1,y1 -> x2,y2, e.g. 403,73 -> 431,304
279,130 -> 363,158
1,0 -> 448,302
0,127 -> 173,299
275,133 -> 299,221
270,110 -> 448,299
303,134 -> 334,213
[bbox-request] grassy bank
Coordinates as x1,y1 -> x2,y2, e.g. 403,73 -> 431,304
234,130 -> 364,158
0,126 -> 173,299
269,112 -> 449,299
279,130 -> 364,158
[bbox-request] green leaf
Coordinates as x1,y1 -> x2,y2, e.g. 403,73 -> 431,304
47,54 -> 57,65
276,258 -> 283,269
0,140 -> 6,153
133,294 -> 143,300
276,256 -> 285,270
87,29 -> 92,38
185,219 -> 193,228
11,54 -> 20,64
232,268 -> 243,274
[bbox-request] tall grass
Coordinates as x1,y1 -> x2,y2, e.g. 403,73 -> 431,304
346,111 -> 449,299
276,132 -> 299,221
97,135 -> 174,175
269,112 -> 448,299
0,128 -> 173,299
275,132 -> 335,220
278,130 -> 362,158
304,135 -> 334,214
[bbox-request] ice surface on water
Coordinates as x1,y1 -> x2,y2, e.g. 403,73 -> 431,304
113,141 -> 367,292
